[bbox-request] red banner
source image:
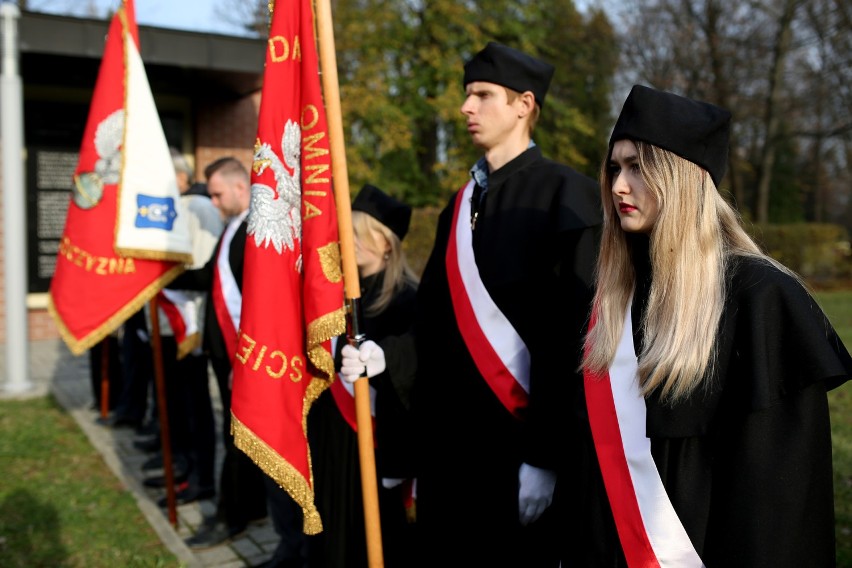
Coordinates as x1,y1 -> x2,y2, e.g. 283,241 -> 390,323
48,0 -> 192,354
230,0 -> 345,535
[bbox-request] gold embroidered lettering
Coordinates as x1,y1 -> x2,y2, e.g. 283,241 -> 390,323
57,236 -> 137,275
236,332 -> 257,365
252,345 -> 268,371
304,164 -> 330,185
234,334 -> 305,382
301,104 -> 319,130
293,35 -> 301,61
303,132 -> 329,161
267,351 -> 287,379
290,355 -> 304,383
73,247 -> 84,267
304,200 -> 322,220
268,36 -> 289,62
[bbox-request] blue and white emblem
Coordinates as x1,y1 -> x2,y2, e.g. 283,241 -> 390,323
135,194 -> 178,230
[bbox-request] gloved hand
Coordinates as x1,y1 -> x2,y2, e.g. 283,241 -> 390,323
340,340 -> 386,384
518,463 -> 557,526
382,477 -> 405,489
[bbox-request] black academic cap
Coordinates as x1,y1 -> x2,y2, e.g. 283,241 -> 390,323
609,85 -> 732,187
463,42 -> 555,108
352,184 -> 412,240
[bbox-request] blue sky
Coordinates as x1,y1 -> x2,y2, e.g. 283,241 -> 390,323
32,0 -> 250,36
121,0 -> 248,35
33,0 -> 597,37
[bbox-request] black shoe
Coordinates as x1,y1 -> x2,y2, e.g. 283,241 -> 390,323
96,413 -> 142,428
141,453 -> 164,471
253,559 -> 307,568
143,468 -> 188,488
133,437 -> 161,453
185,521 -> 246,550
157,485 -> 215,507
142,452 -> 187,472
135,420 -> 159,437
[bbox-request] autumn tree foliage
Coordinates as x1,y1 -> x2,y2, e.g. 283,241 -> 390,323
219,0 -> 617,205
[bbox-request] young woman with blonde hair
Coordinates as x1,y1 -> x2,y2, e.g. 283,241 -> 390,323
573,85 -> 851,567
309,184 -> 419,568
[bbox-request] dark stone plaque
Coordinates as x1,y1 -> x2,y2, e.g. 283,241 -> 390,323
27,147 -> 78,293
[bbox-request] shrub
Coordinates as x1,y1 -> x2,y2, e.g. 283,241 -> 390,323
749,223 -> 852,287
403,214 -> 852,290
404,206 -> 441,277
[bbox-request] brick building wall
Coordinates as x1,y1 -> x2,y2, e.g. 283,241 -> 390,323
195,93 -> 262,179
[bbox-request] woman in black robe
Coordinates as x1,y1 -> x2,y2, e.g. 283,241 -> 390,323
307,184 -> 418,568
571,85 -> 852,567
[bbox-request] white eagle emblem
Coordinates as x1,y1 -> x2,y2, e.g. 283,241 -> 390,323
72,109 -> 124,209
248,120 -> 302,264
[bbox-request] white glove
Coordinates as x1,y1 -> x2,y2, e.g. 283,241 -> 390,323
340,340 -> 386,384
381,477 -> 405,489
518,463 -> 557,526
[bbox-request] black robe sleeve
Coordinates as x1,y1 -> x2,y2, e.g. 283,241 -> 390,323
645,257 -> 852,567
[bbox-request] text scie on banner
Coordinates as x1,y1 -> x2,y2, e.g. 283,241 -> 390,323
48,0 -> 193,355
230,0 -> 346,535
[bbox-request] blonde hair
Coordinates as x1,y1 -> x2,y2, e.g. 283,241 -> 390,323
583,142 -> 788,402
352,210 -> 419,315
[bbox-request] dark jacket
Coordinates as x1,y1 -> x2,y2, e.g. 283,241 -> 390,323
412,145 -> 602,566
169,220 -> 247,363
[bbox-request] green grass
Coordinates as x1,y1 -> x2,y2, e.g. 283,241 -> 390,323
816,290 -> 852,567
0,396 -> 181,567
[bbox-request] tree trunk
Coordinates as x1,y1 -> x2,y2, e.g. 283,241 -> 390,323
755,0 -> 799,223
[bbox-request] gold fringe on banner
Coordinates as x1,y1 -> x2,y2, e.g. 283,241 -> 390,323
232,412 -> 324,535
48,263 -> 185,356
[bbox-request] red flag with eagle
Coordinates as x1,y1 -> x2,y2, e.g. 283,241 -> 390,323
230,0 -> 345,534
48,0 -> 193,354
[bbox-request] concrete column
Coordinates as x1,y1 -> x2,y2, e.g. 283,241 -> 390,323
1,2 -> 33,395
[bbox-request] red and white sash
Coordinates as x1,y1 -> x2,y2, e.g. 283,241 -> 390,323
329,374 -> 377,440
212,213 -> 245,362
328,336 -> 378,442
584,307 -> 704,567
157,288 -> 200,360
445,180 -> 530,419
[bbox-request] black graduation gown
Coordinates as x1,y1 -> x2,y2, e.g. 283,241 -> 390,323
412,146 -> 601,566
307,271 -> 417,568
569,250 -> 852,567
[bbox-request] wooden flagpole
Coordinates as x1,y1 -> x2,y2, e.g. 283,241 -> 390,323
315,0 -> 384,565
99,338 -> 110,418
149,297 -> 178,526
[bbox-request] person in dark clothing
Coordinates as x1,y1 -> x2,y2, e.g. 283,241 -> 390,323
89,333 -> 123,417
311,183 -> 419,568
143,149 -> 224,506
344,43 -> 602,567
168,156 -> 268,549
115,308 -> 153,428
574,84 -> 852,567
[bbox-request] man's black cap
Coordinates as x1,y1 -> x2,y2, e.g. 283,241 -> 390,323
352,184 -> 412,240
463,42 -> 555,108
609,85 -> 732,186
